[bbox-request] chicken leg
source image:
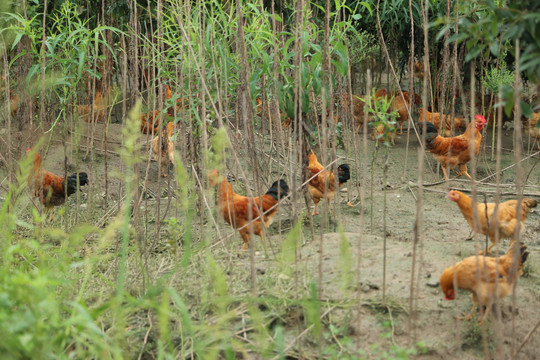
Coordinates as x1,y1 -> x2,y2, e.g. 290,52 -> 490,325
457,164 -> 472,179
456,302 -> 477,321
312,199 -> 320,216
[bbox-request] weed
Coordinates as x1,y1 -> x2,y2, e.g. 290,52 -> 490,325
522,261 -> 533,278
462,317 -> 494,351
362,296 -> 408,316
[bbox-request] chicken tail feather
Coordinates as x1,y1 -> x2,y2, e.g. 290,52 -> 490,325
266,179 -> 289,200
523,199 -> 538,210
65,172 -> 89,196
518,243 -> 530,265
337,164 -> 351,184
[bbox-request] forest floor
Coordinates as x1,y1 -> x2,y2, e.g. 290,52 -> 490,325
3,115 -> 540,359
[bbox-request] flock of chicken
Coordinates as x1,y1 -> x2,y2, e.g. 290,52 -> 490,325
22,81 -> 539,325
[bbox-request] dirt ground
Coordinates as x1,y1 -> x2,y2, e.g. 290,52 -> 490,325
2,114 -> 540,359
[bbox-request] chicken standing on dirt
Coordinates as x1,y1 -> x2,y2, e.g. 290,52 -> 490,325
306,150 -> 351,216
152,122 -> 176,177
209,170 -> 289,251
440,243 -> 529,323
448,190 -> 538,255
340,89 -> 388,130
393,91 -> 420,134
417,108 -> 467,136
26,148 -> 89,221
418,114 -> 487,180
78,89 -> 108,123
525,112 -> 540,149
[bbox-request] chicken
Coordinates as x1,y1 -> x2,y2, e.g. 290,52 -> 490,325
208,170 -> 289,251
165,84 -> 188,117
413,61 -> 425,79
255,97 -> 263,117
9,90 -> 19,116
78,90 -> 107,123
340,89 -> 388,130
418,114 -> 487,180
26,148 -> 89,221
440,242 -> 529,323
152,122 -> 176,177
140,110 -> 161,134
417,108 -> 467,136
371,123 -> 396,144
306,150 -> 351,216
393,91 -> 420,133
525,112 -> 540,149
448,190 -> 538,254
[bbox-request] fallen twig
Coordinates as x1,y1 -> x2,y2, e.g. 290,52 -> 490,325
512,317 -> 540,358
479,150 -> 540,182
419,185 -> 540,198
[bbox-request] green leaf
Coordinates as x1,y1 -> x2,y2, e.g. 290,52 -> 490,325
521,101 -> 532,119
331,58 -> 349,77
489,41 -> 498,56
310,52 -> 322,68
504,96 -> 515,117
361,2 -> 373,15
26,64 -> 41,89
77,50 -> 86,79
465,45 -> 484,62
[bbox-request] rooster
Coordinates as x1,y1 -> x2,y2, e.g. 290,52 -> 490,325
448,190 -> 538,254
440,243 -> 529,323
306,150 -> 351,216
209,170 -> 289,251
26,148 -> 89,221
418,114 -> 487,180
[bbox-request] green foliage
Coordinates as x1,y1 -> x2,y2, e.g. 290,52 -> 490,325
462,317 -> 494,350
277,217 -> 303,277
207,127 -> 230,172
482,62 -> 514,95
481,60 -> 533,118
364,90 -> 398,148
321,322 -> 427,359
347,29 -> 379,71
521,261 -> 533,278
441,0 -> 540,118
2,1 -> 122,91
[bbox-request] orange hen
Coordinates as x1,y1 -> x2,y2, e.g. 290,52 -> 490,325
393,91 -> 420,133
440,243 -> 529,323
78,90 -> 108,123
152,122 -> 176,177
418,114 -> 487,180
448,190 -> 537,254
417,108 -> 467,136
